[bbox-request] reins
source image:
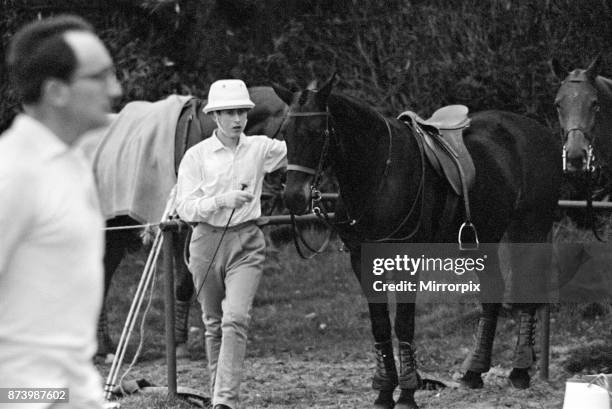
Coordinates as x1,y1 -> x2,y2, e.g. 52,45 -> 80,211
286,105 -> 428,246
286,109 -> 335,258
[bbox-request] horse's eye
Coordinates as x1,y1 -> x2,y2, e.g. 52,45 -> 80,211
553,101 -> 561,111
593,102 -> 600,112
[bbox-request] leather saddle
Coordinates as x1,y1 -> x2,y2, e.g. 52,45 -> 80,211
398,105 -> 478,248
398,105 -> 474,195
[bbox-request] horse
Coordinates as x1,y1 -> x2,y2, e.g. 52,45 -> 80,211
274,77 -> 561,409
551,55 -> 612,234
95,87 -> 287,358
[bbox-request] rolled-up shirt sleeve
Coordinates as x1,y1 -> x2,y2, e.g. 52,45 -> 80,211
263,138 -> 287,173
175,150 -> 219,222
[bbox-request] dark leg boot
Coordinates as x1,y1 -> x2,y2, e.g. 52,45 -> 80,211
372,341 -> 398,409
396,342 -> 421,409
460,316 -> 497,389
174,299 -> 191,359
509,311 -> 536,389
96,304 -> 115,360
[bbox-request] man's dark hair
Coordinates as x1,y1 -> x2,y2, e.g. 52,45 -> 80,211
6,15 -> 94,104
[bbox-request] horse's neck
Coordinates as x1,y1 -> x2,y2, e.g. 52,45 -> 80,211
328,94 -> 386,154
327,95 -> 403,207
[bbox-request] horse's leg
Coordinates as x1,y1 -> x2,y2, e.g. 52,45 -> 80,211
97,227 -> 128,358
505,213 -> 553,388
508,306 -> 537,388
460,251 -> 504,388
395,301 -> 420,409
173,228 -> 194,358
349,250 -> 397,409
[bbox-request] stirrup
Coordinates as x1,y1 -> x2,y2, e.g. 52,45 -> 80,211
458,221 -> 479,251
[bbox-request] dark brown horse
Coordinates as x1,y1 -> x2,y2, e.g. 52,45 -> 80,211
551,56 -> 612,236
275,77 -> 561,409
97,87 -> 287,358
552,55 -> 612,175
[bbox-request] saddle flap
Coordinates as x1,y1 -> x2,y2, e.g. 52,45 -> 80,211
398,106 -> 475,196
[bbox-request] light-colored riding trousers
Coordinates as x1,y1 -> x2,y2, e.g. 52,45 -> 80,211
188,221 -> 265,409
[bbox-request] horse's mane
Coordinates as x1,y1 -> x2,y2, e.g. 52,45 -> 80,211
327,92 -> 389,149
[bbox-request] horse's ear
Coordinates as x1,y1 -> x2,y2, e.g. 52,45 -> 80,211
550,58 -> 566,80
316,72 -> 338,105
585,54 -> 602,81
272,83 -> 294,106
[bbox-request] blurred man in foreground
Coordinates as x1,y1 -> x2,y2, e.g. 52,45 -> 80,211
0,14 -> 121,408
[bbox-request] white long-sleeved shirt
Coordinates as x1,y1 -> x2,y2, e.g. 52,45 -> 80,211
0,114 -> 104,407
176,131 -> 287,227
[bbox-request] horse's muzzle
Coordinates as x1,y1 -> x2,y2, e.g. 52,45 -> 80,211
283,171 -> 312,215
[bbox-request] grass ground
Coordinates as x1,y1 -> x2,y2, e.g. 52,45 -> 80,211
98,221 -> 611,409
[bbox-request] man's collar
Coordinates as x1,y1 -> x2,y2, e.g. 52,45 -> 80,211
12,114 -> 70,159
211,130 -> 247,152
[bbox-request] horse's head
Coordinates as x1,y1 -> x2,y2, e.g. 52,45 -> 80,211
274,75 -> 336,215
552,55 -> 602,174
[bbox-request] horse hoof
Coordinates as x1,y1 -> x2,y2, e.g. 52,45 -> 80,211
373,398 -> 394,409
373,390 -> 395,409
459,371 -> 484,389
508,368 -> 530,389
372,400 -> 396,409
395,389 -> 419,409
395,402 -> 418,409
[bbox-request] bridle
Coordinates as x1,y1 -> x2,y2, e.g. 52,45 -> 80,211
561,128 -> 596,174
559,78 -> 599,174
285,106 -> 427,243
286,109 -> 334,258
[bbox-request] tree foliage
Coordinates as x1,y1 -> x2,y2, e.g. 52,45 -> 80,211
2,0 -> 612,131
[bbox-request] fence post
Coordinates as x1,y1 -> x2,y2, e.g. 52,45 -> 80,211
161,224 -> 177,397
539,304 -> 550,380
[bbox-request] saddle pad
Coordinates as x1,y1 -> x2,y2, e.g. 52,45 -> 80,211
92,95 -> 192,223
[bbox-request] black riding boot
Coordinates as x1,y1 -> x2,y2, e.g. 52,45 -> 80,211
174,299 -> 191,359
460,316 -> 497,388
395,341 -> 420,409
372,341 -> 397,409
509,311 -> 536,389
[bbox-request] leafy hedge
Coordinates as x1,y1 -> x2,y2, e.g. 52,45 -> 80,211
1,0 -> 611,132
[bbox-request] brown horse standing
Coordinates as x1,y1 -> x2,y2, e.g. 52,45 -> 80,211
96,87 -> 287,357
552,55 -> 612,176
551,55 -> 612,237
276,77 -> 561,409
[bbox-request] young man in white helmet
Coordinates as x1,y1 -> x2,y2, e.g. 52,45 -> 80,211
175,79 -> 287,409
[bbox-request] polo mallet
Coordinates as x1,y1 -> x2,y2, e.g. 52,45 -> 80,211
195,183 -> 248,299
104,189 -> 177,402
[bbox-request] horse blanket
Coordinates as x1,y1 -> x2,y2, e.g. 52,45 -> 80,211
91,95 -> 191,223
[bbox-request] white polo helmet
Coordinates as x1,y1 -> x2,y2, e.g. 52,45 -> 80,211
203,79 -> 255,114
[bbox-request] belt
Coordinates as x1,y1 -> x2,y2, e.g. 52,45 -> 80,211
196,220 -> 257,232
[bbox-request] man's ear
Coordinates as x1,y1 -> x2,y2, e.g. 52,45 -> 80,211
42,78 -> 71,107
